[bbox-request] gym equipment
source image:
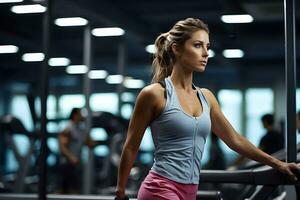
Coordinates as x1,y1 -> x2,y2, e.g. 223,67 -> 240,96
0,191 -> 223,200
199,155 -> 300,200
0,115 -> 38,193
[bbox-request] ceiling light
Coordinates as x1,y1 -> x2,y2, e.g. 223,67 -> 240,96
0,45 -> 18,53
88,70 -> 108,79
145,44 -> 156,54
0,0 -> 23,3
48,57 -> 70,66
221,14 -> 253,23
11,4 -> 46,14
222,49 -> 244,58
106,75 -> 124,84
55,17 -> 88,27
208,49 -> 215,58
92,27 -> 125,37
123,78 -> 145,89
22,53 -> 44,62
66,65 -> 88,74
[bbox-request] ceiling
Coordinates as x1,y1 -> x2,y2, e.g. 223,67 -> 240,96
0,0 -> 299,95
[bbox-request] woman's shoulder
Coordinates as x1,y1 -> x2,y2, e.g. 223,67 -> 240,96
135,83 -> 166,119
137,83 -> 166,105
196,87 -> 218,108
196,87 -> 215,99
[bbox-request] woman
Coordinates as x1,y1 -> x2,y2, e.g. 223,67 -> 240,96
115,18 -> 300,200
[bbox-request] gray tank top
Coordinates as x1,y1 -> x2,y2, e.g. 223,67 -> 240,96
61,121 -> 86,164
150,76 -> 211,184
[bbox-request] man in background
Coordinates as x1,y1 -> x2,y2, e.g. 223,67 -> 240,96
59,108 -> 96,194
259,114 -> 284,155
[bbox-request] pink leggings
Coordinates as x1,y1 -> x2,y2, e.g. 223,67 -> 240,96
137,171 -> 198,200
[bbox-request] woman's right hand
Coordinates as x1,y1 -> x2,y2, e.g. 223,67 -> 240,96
115,189 -> 126,200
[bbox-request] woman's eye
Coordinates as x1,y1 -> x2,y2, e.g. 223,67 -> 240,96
194,43 -> 201,48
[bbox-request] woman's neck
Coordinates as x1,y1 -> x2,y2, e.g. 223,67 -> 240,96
170,64 -> 194,91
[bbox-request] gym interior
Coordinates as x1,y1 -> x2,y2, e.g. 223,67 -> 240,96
0,0 -> 299,199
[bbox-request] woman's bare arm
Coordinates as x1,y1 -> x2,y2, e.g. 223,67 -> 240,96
116,84 -> 165,199
202,88 -> 300,181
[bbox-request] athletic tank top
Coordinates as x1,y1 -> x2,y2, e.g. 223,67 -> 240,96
150,76 -> 211,184
60,121 -> 86,164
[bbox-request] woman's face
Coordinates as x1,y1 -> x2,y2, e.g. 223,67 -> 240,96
175,29 -> 210,72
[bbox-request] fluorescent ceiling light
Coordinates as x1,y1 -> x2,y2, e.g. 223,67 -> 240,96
11,4 -> 46,14
0,45 -> 18,53
48,57 -> 70,66
208,49 -> 215,58
123,78 -> 145,89
88,70 -> 108,79
222,49 -> 244,58
66,65 -> 88,74
92,27 -> 125,37
22,53 -> 44,62
106,75 -> 124,84
145,44 -> 156,54
55,17 -> 88,27
221,14 -> 253,23
0,0 -> 23,3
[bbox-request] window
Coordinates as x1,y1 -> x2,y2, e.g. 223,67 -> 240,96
121,103 -> 133,119
35,95 -> 58,119
11,95 -> 33,131
203,89 -> 243,165
245,89 -> 274,146
90,93 -> 118,114
296,89 -> 300,111
58,94 -> 85,118
218,90 -> 242,133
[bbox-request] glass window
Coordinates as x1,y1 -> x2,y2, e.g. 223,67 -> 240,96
140,128 -> 154,151
47,122 -> 59,133
58,94 -> 85,118
35,95 -> 58,119
204,89 -> 243,165
90,93 -> 118,114
139,128 -> 154,164
218,90 -> 242,133
47,95 -> 57,119
245,89 -> 274,146
121,103 -> 133,119
121,92 -> 135,102
47,138 -> 59,154
6,149 -> 18,172
11,95 -> 33,132
297,89 -> 300,111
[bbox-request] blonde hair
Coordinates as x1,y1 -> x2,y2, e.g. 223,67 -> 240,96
151,18 -> 209,83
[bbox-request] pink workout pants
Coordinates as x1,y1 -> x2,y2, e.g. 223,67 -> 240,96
137,171 -> 198,200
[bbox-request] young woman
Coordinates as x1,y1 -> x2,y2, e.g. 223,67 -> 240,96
115,18 -> 300,200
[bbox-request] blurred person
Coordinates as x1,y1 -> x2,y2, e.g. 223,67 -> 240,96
229,114 -> 284,169
115,18 -> 300,200
259,114 -> 284,155
58,108 -> 96,194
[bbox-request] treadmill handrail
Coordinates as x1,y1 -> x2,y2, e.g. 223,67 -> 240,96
200,164 -> 300,185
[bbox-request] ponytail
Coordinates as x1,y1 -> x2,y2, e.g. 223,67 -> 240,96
151,32 -> 173,83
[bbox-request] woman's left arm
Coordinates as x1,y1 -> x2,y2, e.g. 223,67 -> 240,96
202,88 -> 300,181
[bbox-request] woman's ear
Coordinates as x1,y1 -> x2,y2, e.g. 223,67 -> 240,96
171,43 -> 181,57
